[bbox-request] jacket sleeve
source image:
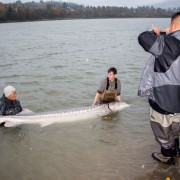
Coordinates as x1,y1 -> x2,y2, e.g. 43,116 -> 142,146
0,101 -> 6,115
117,80 -> 121,96
11,100 -> 22,115
97,79 -> 106,94
138,31 -> 166,57
0,100 -> 22,115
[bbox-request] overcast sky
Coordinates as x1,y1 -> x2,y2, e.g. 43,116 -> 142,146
0,0 -> 167,7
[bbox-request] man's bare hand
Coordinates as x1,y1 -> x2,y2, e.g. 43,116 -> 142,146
164,27 -> 170,33
117,95 -> 122,102
152,25 -> 161,35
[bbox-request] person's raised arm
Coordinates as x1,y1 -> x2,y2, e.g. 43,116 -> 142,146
138,25 -> 167,57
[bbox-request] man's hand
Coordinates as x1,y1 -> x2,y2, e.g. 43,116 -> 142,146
117,95 -> 122,102
164,27 -> 170,33
152,25 -> 161,35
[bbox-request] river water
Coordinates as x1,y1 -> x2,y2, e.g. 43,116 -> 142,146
0,18 -> 179,180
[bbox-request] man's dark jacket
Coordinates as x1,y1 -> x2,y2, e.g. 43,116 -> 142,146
0,94 -> 22,115
138,30 -> 180,113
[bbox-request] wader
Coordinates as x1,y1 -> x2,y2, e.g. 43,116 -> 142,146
150,107 -> 180,157
99,78 -> 117,103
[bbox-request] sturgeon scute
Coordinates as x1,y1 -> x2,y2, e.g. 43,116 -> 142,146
0,102 -> 130,127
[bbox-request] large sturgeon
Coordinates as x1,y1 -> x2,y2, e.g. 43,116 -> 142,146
0,102 -> 130,127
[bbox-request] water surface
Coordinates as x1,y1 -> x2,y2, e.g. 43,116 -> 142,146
0,18 -> 179,180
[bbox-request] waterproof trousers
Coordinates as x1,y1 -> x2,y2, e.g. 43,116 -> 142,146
150,107 -> 180,157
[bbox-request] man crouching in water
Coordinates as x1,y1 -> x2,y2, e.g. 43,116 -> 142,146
0,85 -> 22,116
92,67 -> 122,105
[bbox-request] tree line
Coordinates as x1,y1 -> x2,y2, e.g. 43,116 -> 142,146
0,1 -> 179,22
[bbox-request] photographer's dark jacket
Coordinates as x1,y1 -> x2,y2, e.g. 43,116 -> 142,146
138,30 -> 180,113
0,94 -> 22,115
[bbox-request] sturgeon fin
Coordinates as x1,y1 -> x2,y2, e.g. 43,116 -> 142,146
4,122 -> 21,127
98,110 -> 111,117
40,121 -> 53,127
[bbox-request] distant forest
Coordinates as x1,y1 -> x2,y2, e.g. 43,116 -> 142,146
0,1 -> 179,22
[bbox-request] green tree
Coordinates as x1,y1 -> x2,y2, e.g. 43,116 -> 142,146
0,3 -> 7,21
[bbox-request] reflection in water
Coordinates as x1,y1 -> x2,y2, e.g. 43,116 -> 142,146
0,125 -> 25,142
101,112 -> 119,121
99,112 -> 121,146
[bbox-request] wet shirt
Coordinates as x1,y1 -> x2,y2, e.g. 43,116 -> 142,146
97,78 -> 121,96
0,95 -> 22,115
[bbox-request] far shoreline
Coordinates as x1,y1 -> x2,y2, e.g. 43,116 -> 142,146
0,16 -> 171,24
